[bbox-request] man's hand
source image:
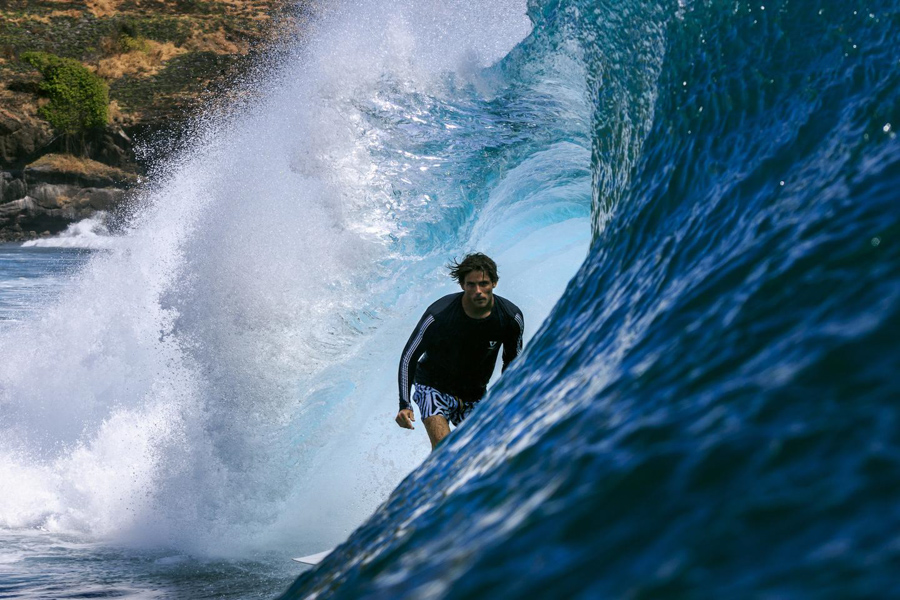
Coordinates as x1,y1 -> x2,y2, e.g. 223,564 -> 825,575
395,408 -> 415,430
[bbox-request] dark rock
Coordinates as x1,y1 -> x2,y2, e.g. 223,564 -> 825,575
0,111 -> 20,136
1,152 -> 134,240
6,80 -> 42,95
24,162 -> 128,189
0,109 -> 54,167
74,188 -> 124,210
0,185 -> 126,241
1,177 -> 27,204
29,183 -> 80,209
0,196 -> 72,240
43,128 -> 137,171
0,196 -> 35,216
17,210 -> 75,236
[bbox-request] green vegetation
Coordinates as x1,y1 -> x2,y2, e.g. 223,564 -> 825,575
119,34 -> 150,53
21,51 -> 109,135
115,17 -> 194,47
0,0 -> 299,155
110,51 -> 238,117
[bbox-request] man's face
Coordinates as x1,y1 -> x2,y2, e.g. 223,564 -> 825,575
462,270 -> 496,310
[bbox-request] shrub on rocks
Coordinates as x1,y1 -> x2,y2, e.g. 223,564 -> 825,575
20,51 -> 109,138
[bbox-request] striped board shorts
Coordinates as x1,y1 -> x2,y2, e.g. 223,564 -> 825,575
413,384 -> 479,427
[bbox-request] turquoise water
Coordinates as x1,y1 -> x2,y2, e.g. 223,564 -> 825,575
285,0 -> 900,597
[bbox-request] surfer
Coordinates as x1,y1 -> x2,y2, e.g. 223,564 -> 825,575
396,253 -> 524,450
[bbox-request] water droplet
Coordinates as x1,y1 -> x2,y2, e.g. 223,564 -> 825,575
779,181 -> 785,186
883,123 -> 892,133
871,237 -> 881,247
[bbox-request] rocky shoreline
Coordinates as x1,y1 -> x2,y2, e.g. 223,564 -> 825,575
0,112 -> 136,242
0,0 -> 307,243
1,159 -> 133,243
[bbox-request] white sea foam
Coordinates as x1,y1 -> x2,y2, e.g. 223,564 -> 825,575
0,0 -> 589,559
21,214 -> 117,250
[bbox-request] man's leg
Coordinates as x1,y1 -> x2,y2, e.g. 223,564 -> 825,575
423,414 -> 451,451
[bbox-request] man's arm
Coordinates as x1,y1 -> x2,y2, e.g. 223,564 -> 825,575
501,310 -> 524,372
398,312 -> 435,412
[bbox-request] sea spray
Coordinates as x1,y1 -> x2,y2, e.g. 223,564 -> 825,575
0,0 -> 595,564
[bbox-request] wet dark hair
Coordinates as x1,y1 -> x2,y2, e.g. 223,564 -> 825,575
448,253 -> 499,285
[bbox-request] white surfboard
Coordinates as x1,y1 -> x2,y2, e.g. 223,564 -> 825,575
292,549 -> 333,565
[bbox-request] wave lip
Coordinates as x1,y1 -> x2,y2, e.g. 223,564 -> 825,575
282,0 -> 900,597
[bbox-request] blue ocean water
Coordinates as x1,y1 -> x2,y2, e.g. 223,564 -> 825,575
0,0 -> 897,597
281,0 -> 900,598
0,246 -> 90,327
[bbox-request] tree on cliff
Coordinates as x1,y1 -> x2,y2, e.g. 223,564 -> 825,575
21,51 -> 109,154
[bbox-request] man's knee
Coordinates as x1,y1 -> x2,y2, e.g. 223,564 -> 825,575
423,415 -> 450,450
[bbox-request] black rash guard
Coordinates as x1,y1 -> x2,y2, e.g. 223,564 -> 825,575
398,292 -> 524,411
